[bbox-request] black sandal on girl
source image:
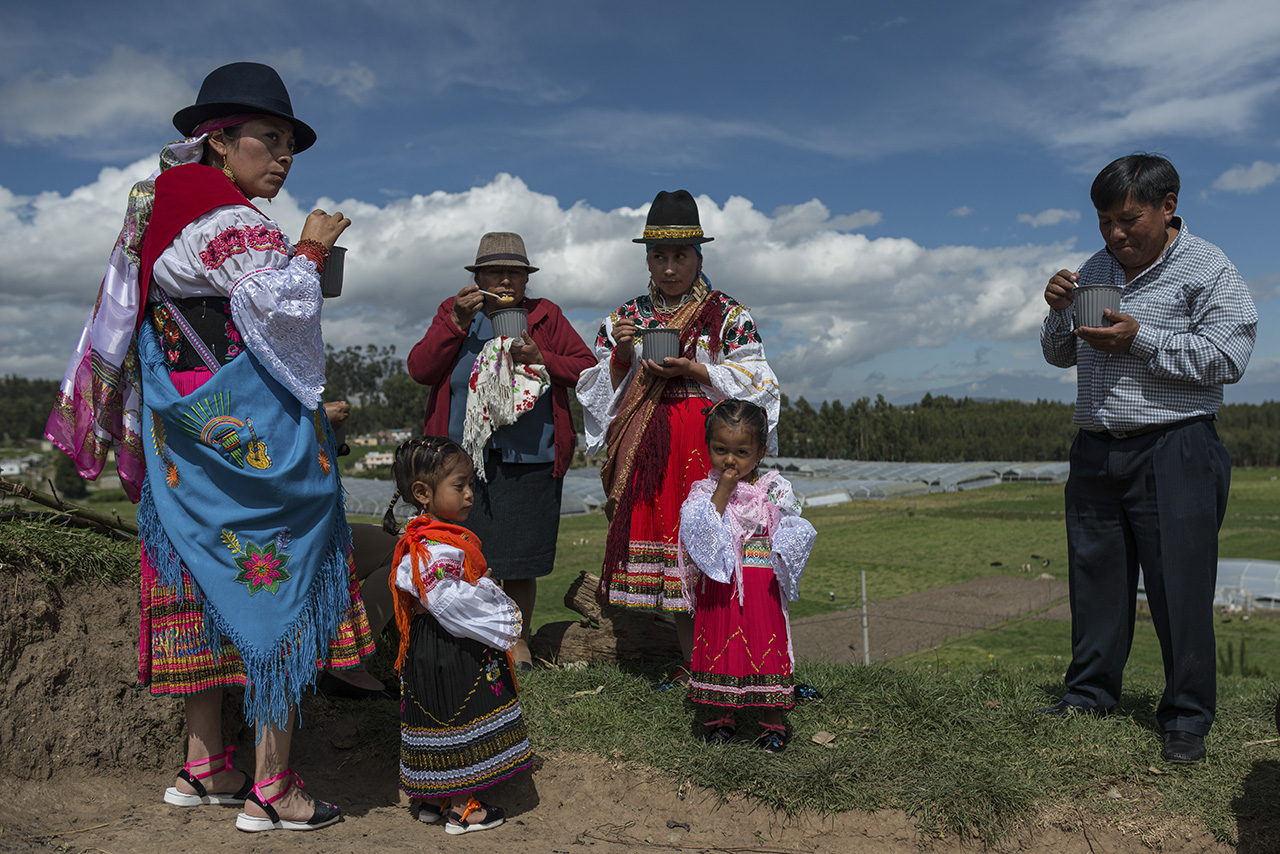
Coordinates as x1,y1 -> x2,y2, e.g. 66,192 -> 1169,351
162,745 -> 253,806
444,796 -> 505,834
702,713 -> 737,745
755,722 -> 789,754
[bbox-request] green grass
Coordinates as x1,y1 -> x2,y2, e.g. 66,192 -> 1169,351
12,468 -> 1280,845
900,607 -> 1280,679
517,659 -> 1280,846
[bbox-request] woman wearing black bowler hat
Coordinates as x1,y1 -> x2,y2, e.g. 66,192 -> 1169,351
45,62 -> 368,832
576,190 -> 781,677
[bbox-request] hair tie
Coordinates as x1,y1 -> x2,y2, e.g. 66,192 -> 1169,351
387,490 -> 400,514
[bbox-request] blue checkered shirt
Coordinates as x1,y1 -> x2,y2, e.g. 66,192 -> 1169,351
1041,217 -> 1258,433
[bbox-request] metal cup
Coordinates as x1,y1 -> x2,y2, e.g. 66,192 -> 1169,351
1073,285 -> 1122,329
641,327 -> 679,363
490,307 -> 529,340
319,245 -> 347,298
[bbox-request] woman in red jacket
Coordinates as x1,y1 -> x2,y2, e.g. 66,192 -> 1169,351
407,232 -> 595,668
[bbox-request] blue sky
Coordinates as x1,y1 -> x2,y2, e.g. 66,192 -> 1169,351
2,0 -> 1278,406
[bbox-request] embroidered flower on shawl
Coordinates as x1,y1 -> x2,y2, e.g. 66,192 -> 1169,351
199,224 -> 289,271
231,539 -> 293,595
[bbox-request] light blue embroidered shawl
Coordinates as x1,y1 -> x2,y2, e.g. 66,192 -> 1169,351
135,321 -> 351,728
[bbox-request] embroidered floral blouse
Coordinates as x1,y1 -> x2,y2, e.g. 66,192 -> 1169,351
149,206 -> 326,409
394,540 -> 523,651
679,469 -> 815,602
576,292 -> 781,454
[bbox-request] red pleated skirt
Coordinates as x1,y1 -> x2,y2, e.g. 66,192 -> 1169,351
688,537 -> 794,709
605,386 -> 709,612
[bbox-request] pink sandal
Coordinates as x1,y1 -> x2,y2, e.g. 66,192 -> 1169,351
163,746 -> 253,807
234,768 -> 342,832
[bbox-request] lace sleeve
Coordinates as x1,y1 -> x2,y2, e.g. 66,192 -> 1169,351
764,473 -> 814,601
679,487 -> 736,584
394,544 -> 522,649
168,207 -> 326,409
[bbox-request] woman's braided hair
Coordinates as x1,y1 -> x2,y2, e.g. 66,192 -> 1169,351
703,399 -> 769,451
382,435 -> 471,534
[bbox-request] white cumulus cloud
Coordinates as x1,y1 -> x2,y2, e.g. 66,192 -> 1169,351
0,46 -> 190,145
1212,160 -> 1280,193
0,172 -> 1088,402
1018,209 -> 1080,228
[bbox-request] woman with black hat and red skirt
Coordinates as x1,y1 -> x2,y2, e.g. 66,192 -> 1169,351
45,62 -> 369,832
576,190 -> 780,679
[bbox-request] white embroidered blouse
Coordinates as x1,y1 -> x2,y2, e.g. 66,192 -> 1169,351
149,206 -> 326,409
394,541 -> 523,651
576,293 -> 781,455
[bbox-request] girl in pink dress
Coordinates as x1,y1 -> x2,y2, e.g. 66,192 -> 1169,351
679,400 -> 816,753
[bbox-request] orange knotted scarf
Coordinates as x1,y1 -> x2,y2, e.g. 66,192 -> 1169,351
390,514 -> 518,687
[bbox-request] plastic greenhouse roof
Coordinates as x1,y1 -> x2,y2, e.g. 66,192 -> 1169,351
339,457 -> 1069,518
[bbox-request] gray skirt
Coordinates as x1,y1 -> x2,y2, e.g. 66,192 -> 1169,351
461,452 -> 562,580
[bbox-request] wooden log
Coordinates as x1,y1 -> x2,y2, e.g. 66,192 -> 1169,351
531,571 -> 682,664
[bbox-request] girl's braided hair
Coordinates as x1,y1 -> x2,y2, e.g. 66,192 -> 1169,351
703,399 -> 769,451
382,435 -> 471,534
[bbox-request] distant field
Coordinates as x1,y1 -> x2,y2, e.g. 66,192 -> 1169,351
68,466 -> 1280,670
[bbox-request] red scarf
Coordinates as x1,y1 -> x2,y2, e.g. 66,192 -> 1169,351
389,515 -> 514,686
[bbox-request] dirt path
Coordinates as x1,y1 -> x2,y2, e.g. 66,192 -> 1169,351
0,753 -> 1235,854
791,575 -> 1069,664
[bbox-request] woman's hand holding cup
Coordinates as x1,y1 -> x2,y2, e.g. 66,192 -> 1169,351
300,209 -> 351,251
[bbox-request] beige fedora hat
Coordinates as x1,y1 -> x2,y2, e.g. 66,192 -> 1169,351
464,232 -> 539,274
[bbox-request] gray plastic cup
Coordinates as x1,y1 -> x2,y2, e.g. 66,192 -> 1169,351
1073,285 -> 1121,329
319,245 -> 347,298
641,327 -> 679,363
490,307 -> 528,340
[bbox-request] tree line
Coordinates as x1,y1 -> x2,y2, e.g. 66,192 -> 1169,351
3,371 -> 1277,466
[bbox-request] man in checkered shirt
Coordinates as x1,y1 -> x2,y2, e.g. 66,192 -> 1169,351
1038,153 -> 1258,765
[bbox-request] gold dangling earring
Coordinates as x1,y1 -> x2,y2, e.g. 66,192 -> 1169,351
221,158 -> 235,183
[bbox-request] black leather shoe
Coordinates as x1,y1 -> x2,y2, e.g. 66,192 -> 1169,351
1036,699 -> 1106,718
1162,731 -> 1206,764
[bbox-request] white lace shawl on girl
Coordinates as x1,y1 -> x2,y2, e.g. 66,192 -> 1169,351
679,469 -> 815,605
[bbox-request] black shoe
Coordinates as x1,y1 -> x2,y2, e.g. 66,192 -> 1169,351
1162,731 -> 1206,764
1036,699 -> 1107,718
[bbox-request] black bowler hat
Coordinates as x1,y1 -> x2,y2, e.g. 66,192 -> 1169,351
633,189 -> 714,244
172,62 -> 317,153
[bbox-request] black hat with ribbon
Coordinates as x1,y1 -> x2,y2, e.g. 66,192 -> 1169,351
173,62 -> 317,153
633,189 -> 714,244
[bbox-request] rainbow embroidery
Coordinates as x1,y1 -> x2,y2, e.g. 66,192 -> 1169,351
179,392 -> 271,470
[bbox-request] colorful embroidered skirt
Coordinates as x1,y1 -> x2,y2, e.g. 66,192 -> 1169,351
688,537 -> 794,709
605,392 -> 709,612
400,613 -> 532,799
138,545 -> 374,693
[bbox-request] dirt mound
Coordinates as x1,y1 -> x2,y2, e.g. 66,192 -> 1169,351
1,568 -> 185,782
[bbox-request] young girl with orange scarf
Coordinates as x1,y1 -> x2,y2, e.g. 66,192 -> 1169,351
383,436 -> 531,834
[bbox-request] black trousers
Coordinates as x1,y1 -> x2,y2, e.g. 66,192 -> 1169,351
1062,418 -> 1230,735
